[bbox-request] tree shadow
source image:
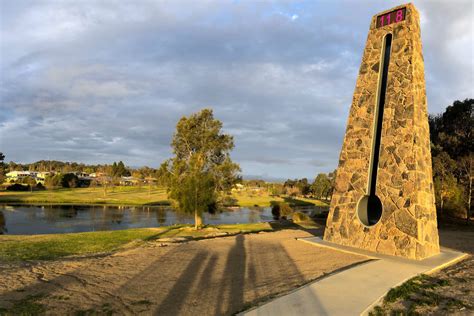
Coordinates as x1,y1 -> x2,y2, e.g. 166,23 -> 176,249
153,251 -> 209,315
240,232 -> 328,315
438,222 -> 474,254
0,264 -> 92,312
142,226 -> 181,241
121,231 -> 323,315
141,201 -> 171,206
109,236 -> 247,315
268,220 -> 325,238
282,197 -> 315,206
1,230 -> 332,315
0,244 -> 208,314
216,234 -> 246,315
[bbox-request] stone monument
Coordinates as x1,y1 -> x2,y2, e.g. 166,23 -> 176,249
324,3 -> 440,260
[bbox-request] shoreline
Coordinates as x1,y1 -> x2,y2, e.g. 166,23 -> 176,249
0,222 -> 290,261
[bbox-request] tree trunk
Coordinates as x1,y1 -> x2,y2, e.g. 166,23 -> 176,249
440,196 -> 444,217
438,178 -> 444,218
467,171 -> 472,225
194,210 -> 203,230
193,181 -> 203,230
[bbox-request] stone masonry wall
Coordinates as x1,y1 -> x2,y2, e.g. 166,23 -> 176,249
323,3 -> 440,260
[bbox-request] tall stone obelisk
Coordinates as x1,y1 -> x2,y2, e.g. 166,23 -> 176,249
324,3 -> 440,260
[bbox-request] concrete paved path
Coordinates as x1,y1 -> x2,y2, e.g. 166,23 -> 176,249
240,237 -> 467,316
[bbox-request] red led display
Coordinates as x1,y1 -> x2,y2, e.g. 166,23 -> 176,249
376,8 -> 406,28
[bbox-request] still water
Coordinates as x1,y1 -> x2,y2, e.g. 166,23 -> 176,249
0,204 -> 328,235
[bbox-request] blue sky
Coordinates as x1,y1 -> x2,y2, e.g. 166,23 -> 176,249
0,0 -> 473,180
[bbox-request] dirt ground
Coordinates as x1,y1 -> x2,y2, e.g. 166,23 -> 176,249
0,229 -> 367,315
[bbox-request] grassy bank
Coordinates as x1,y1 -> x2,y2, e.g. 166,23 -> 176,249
0,186 -> 169,206
0,186 -> 329,208
230,192 -> 329,207
0,223 -> 274,261
369,267 -> 473,315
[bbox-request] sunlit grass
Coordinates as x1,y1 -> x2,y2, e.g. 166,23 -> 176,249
231,191 -> 329,207
231,192 -> 284,206
369,274 -> 466,316
0,186 -> 169,206
0,186 -> 329,208
0,223 -> 273,261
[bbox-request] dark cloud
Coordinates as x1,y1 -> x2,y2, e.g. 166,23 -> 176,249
0,0 -> 472,179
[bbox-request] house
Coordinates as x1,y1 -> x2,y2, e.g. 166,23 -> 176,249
6,171 -> 37,182
144,177 -> 157,184
246,185 -> 263,193
35,172 -> 52,184
120,176 -> 140,186
231,183 -> 245,192
69,171 -> 90,179
78,172 -> 90,179
89,172 -> 105,178
5,171 -> 55,184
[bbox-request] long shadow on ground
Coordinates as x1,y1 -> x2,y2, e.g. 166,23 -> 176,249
1,227 -> 359,316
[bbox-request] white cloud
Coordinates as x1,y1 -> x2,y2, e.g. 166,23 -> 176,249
0,0 -> 472,179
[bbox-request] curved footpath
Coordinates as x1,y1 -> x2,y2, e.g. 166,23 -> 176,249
240,237 -> 467,316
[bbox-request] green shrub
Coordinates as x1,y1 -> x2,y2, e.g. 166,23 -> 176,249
45,174 -> 63,189
61,173 -> 79,188
6,183 -> 29,191
292,211 -> 311,223
271,201 -> 293,219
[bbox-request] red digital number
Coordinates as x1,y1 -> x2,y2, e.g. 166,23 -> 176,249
395,10 -> 403,22
377,8 -> 405,28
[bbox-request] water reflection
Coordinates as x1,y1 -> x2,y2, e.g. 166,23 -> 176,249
44,206 -> 79,221
0,210 -> 7,234
248,207 -> 262,223
0,204 -> 328,235
156,208 -> 167,225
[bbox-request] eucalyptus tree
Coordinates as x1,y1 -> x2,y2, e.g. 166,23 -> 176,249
312,173 -> 331,200
168,109 -> 240,229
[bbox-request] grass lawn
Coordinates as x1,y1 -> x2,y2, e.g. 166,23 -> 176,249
231,191 -> 329,207
0,186 -> 329,208
369,273 -> 471,315
0,223 -> 274,261
0,186 -> 169,206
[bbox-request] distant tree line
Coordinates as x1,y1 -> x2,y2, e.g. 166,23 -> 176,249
233,176 -> 336,200
0,158 -> 171,191
3,160 -> 136,176
281,172 -> 336,200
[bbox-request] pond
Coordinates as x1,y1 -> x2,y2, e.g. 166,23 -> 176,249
0,204 -> 329,235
